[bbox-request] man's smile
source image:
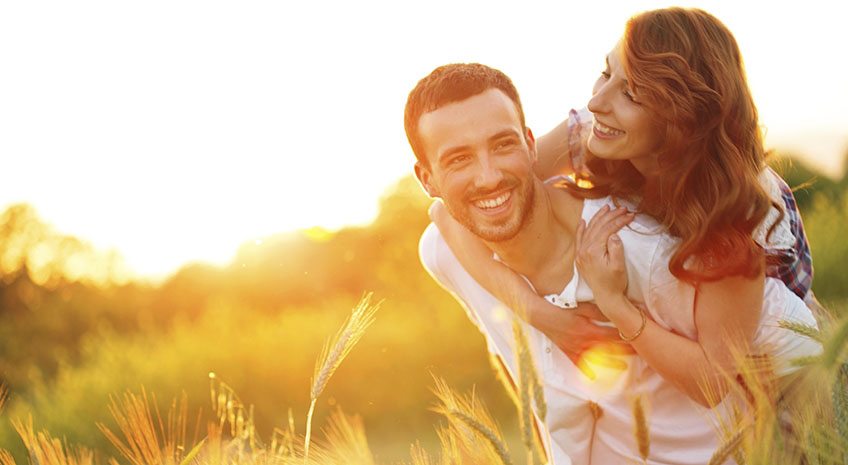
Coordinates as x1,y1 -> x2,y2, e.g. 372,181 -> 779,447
472,190 -> 512,213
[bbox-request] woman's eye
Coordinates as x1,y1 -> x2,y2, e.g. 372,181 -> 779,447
623,89 -> 641,104
600,70 -> 611,79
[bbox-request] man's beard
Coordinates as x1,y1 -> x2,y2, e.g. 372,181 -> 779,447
447,177 -> 535,242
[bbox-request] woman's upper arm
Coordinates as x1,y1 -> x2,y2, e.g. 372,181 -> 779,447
535,116 -> 573,178
429,200 -> 540,318
429,200 -> 499,273
535,108 -> 593,179
693,268 -> 764,372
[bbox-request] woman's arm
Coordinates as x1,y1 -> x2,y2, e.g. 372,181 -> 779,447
428,200 -> 629,377
534,117 -> 573,179
534,109 -> 592,179
575,207 -> 763,407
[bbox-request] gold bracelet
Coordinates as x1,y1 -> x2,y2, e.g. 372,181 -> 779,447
619,306 -> 646,342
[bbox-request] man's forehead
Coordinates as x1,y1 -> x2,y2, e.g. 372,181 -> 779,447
421,88 -> 518,122
418,88 -> 523,160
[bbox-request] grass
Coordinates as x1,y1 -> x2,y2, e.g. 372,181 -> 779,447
0,296 -> 537,465
2,299 -> 846,465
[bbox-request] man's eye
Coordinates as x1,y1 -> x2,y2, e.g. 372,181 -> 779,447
448,155 -> 469,165
495,140 -> 515,151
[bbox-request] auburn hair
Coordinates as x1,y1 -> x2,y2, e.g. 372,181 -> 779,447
568,7 -> 779,283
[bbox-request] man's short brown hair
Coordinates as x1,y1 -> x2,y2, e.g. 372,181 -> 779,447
404,63 -> 526,166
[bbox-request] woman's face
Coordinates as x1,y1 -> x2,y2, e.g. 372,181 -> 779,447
587,41 -> 662,176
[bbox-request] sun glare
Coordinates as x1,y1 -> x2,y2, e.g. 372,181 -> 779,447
1,0 -> 845,278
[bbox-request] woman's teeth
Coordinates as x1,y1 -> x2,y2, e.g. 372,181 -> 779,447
594,121 -> 625,136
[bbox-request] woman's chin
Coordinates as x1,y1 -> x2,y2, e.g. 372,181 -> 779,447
587,137 -> 620,160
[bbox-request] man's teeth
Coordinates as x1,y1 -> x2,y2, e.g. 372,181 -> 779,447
594,121 -> 625,136
475,192 -> 510,209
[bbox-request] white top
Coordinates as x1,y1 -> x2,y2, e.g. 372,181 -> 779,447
418,188 -> 820,465
422,224 -> 720,465
576,196 -> 819,376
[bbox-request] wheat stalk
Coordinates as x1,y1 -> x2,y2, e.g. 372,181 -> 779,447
97,389 -> 163,465
488,350 -> 520,408
512,318 -> 534,465
790,355 -> 822,367
12,415 -> 94,465
708,421 -> 751,465
588,400 -> 603,421
0,449 -> 15,465
431,375 -> 510,465
0,382 -> 8,415
631,394 -> 650,462
304,293 -> 380,464
823,316 -> 848,369
833,363 -> 848,464
448,409 -> 513,465
779,320 -> 824,343
408,441 -> 435,465
305,408 -> 375,465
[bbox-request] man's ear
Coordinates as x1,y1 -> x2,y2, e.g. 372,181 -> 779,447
525,127 -> 538,165
414,162 -> 440,198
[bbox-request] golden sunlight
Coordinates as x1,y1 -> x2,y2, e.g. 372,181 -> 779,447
1,0 -> 844,282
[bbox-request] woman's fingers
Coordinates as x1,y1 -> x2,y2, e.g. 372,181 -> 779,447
607,233 -> 625,271
585,205 -> 633,239
575,219 -> 585,251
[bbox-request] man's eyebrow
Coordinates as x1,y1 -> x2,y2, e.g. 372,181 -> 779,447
438,144 -> 471,163
489,129 -> 521,141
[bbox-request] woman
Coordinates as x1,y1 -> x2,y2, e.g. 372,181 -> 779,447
432,7 -> 821,463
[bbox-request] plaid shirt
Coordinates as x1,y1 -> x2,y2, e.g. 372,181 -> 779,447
567,110 -> 814,300
764,170 -> 814,300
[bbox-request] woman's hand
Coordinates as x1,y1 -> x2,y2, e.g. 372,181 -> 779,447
574,205 -> 635,310
429,199 -> 635,378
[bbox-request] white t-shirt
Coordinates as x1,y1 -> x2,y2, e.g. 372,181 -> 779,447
419,190 -> 820,465
421,224 -> 721,465
580,195 -> 820,375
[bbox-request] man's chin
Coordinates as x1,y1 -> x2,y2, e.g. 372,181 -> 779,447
466,221 -> 521,243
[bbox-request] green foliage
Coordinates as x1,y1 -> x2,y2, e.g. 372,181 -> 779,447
802,191 -> 848,305
768,153 -> 844,211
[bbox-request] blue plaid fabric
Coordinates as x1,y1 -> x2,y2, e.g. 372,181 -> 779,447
764,169 -> 813,300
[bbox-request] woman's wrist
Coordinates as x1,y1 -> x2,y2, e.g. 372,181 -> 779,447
594,292 -> 644,335
592,290 -> 628,314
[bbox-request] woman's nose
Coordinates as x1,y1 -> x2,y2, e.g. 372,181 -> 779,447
588,81 -> 611,115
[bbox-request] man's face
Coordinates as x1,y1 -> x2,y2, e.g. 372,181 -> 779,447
414,88 -> 537,242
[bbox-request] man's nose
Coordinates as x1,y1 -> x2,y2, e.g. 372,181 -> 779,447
473,154 -> 504,190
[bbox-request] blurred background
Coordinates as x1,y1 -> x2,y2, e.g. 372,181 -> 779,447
1,0 -> 846,461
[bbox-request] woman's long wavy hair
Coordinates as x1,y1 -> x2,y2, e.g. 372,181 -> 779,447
568,7 -> 780,283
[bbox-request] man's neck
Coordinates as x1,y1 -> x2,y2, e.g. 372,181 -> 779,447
483,180 -> 582,296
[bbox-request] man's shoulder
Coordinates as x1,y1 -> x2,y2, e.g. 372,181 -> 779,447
418,223 -> 461,284
418,223 -> 442,270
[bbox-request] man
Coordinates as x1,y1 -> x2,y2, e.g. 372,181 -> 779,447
404,63 -> 724,465
404,63 -> 623,365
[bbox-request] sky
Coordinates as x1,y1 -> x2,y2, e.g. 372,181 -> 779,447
1,0 -> 846,280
